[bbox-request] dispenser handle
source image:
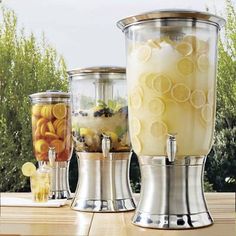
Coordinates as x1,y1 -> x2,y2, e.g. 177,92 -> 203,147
166,133 -> 177,162
101,134 -> 111,158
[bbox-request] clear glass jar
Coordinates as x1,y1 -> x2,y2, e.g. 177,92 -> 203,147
69,67 -> 130,154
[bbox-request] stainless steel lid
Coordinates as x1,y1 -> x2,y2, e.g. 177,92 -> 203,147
29,90 -> 70,100
68,66 -> 126,80
117,10 -> 226,31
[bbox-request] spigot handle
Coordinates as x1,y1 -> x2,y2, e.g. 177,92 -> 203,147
48,147 -> 56,167
166,133 -> 177,163
102,134 -> 111,158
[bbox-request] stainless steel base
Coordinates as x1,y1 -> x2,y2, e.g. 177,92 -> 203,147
38,161 -> 71,199
133,156 -> 213,229
71,152 -> 136,212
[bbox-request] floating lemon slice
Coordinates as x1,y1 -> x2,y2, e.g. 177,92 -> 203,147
131,136 -> 142,154
161,36 -> 176,47
139,72 -> 158,89
190,89 -> 206,109
136,45 -> 152,63
22,162 -> 36,177
53,103 -> 67,120
129,89 -> 143,109
183,35 -> 197,50
197,54 -> 209,72
196,39 -> 209,54
177,57 -> 195,76
207,89 -> 214,105
153,74 -> 172,95
150,121 -> 168,139
175,42 -> 193,56
131,117 -> 141,135
148,98 -> 165,116
147,39 -> 161,48
201,104 -> 213,123
171,83 -> 191,103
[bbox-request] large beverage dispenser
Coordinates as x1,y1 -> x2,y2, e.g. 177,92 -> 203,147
29,91 -> 72,199
69,66 -> 135,212
117,10 -> 225,228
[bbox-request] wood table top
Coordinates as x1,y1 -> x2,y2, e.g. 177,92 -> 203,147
0,192 -> 235,236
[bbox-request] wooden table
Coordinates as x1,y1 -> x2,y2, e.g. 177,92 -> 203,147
0,193 -> 235,236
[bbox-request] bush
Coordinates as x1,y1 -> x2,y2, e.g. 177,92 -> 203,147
0,8 -> 67,192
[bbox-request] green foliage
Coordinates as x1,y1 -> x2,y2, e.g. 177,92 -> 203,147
0,8 -> 67,192
205,0 -> 236,192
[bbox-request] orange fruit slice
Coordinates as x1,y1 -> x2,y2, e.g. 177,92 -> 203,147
50,139 -> 65,153
57,126 -> 66,139
175,42 -> 193,56
190,90 -> 206,109
171,83 -> 191,103
45,132 -> 59,140
177,57 -> 195,76
40,123 -> 48,136
152,74 -> 172,95
197,54 -> 209,72
41,105 -> 53,119
32,105 -> 42,117
35,139 -> 49,154
150,121 -> 168,139
148,98 -> 165,116
36,118 -> 47,128
52,103 -> 67,119
136,45 -> 152,62
47,121 -> 55,133
22,162 -> 36,177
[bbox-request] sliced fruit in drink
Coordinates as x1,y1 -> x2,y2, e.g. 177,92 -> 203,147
148,98 -> 165,116
22,162 -> 36,177
50,139 -> 65,153
80,127 -> 93,136
40,123 -> 47,136
171,83 -> 191,102
36,118 -> 47,128
47,121 -> 55,133
190,89 -> 206,109
131,136 -> 142,154
147,39 -> 161,48
53,103 -> 67,119
150,121 -> 168,139
135,45 -> 152,62
183,35 -> 197,50
177,57 -> 195,76
129,89 -> 143,109
35,139 -> 49,154
32,105 -> 42,117
175,42 -> 193,56
45,132 -> 59,140
139,72 -> 157,89
197,54 -> 209,72
152,74 -> 172,95
201,104 -> 213,123
104,131 -> 118,143
130,117 -> 141,135
41,105 -> 53,119
196,39 -> 209,54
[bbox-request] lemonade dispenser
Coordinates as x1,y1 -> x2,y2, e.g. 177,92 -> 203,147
117,10 -> 225,228
29,91 -> 72,199
69,66 -> 135,212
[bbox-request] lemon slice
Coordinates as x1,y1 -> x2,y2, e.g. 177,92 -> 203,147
130,117 -> 141,135
197,54 -> 209,72
177,57 -> 195,76
129,89 -> 143,109
175,42 -> 193,56
131,135 -> 142,154
148,98 -> 165,116
150,121 -> 168,139
196,39 -> 209,54
183,35 -> 197,51
22,162 -> 36,177
201,104 -> 213,123
136,45 -> 152,62
153,74 -> 172,95
171,83 -> 191,102
161,36 -> 176,47
139,72 -> 158,89
147,39 -> 161,48
207,89 -> 214,105
190,89 -> 206,109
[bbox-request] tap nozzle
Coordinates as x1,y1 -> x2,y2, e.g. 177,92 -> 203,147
102,134 -> 111,158
48,147 -> 56,167
166,133 -> 177,163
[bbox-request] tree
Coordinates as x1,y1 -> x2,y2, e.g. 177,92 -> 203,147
205,0 -> 236,192
0,8 -> 67,191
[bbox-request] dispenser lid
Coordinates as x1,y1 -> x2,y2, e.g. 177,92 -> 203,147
67,66 -> 126,80
117,10 -> 226,31
29,90 -> 70,100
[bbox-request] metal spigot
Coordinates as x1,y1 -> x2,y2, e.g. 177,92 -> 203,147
48,147 -> 56,167
101,134 -> 111,158
166,133 -> 177,163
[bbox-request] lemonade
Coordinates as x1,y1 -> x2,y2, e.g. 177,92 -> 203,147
127,35 -> 215,157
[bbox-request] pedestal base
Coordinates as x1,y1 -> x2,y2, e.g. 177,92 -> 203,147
133,156 -> 213,229
71,152 -> 136,212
